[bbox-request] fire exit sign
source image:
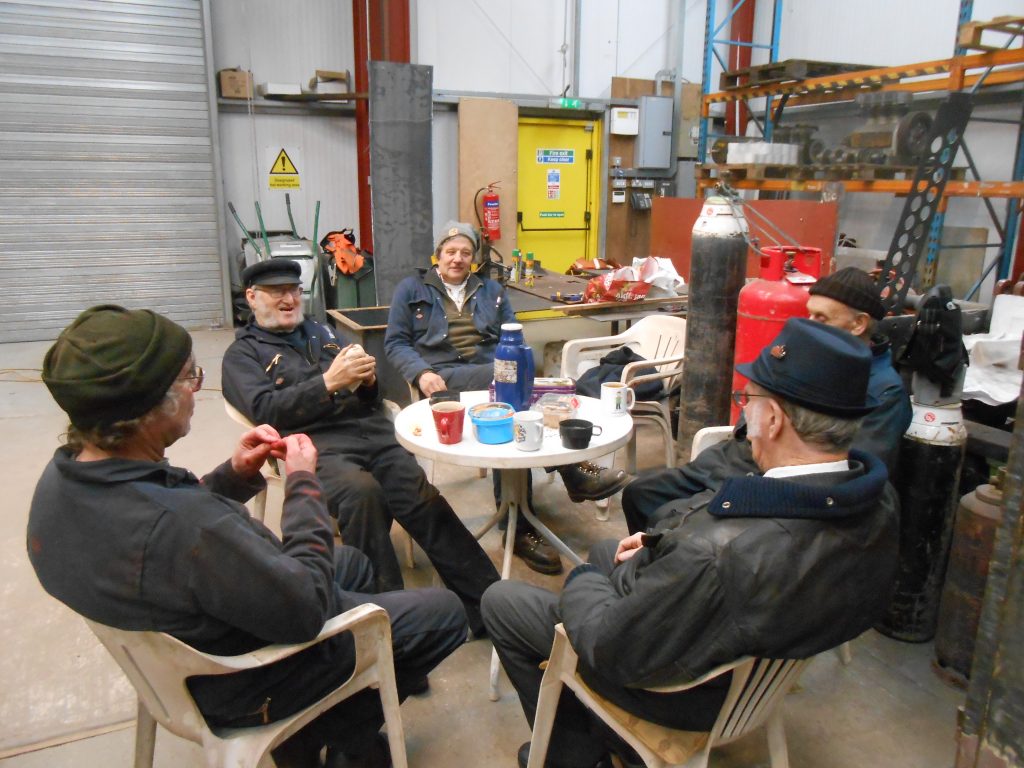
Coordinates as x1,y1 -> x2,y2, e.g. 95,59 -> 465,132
536,149 -> 575,164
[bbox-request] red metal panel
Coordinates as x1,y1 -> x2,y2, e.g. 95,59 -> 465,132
649,197 -> 839,281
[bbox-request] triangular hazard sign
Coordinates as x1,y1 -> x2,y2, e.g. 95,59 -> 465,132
270,149 -> 298,175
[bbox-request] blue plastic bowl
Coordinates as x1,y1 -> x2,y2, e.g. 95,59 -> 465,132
469,402 -> 515,444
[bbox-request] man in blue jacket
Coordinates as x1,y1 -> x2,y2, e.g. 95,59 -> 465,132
384,222 -> 629,575
29,305 -> 468,768
483,319 -> 899,768
622,265 -> 911,535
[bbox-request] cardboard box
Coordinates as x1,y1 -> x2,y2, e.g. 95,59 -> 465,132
218,68 -> 253,99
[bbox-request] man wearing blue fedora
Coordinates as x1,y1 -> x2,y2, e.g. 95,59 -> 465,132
483,319 -> 899,768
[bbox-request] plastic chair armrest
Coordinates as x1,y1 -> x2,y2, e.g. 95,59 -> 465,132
233,604 -> 389,668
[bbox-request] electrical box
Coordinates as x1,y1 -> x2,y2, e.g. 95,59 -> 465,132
637,96 -> 673,169
612,190 -> 626,204
610,107 -> 640,135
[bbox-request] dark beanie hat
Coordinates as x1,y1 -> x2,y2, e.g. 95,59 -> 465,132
808,267 -> 886,320
42,305 -> 193,429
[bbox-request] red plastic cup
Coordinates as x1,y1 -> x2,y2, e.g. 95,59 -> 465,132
431,401 -> 465,444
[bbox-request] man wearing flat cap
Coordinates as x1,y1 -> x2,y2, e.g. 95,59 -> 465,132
483,318 -> 899,768
28,305 -> 467,768
222,258 -> 499,636
622,265 -> 911,535
384,221 -> 630,575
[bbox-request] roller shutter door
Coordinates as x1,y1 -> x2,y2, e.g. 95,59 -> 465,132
0,0 -> 224,342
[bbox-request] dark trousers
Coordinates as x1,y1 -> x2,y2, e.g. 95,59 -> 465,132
314,412 -> 498,630
481,541 -> 729,767
222,547 -> 468,754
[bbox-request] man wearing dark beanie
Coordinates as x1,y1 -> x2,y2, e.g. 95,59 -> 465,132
28,305 -> 468,768
622,265 -> 911,536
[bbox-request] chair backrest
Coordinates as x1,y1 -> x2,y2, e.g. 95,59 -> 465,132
689,426 -> 732,461
85,618 -> 227,744
711,656 -> 810,748
618,315 -> 687,367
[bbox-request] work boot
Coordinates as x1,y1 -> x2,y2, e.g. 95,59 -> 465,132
504,525 -> 563,575
557,462 -> 630,503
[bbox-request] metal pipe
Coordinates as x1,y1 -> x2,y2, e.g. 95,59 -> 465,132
227,202 -> 263,258
254,202 -> 272,260
571,0 -> 582,97
285,193 -> 299,238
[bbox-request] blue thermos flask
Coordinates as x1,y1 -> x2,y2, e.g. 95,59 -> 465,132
493,323 -> 535,411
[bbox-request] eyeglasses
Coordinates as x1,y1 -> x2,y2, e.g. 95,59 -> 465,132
183,365 -> 204,393
730,390 -> 772,408
254,285 -> 302,299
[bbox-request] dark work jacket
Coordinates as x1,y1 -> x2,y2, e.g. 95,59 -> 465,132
222,317 -> 384,441
27,449 -> 346,723
384,268 -> 515,385
560,450 -> 898,719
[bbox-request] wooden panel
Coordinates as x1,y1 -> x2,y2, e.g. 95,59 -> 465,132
458,97 -> 519,257
650,198 -> 839,281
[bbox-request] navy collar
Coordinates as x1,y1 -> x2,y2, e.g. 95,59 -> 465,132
707,449 -> 887,520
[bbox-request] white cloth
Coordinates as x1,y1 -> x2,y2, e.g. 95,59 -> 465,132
438,270 -> 469,311
962,294 -> 1024,405
764,459 -> 850,479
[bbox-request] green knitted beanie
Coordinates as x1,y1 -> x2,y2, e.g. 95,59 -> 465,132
42,305 -> 193,429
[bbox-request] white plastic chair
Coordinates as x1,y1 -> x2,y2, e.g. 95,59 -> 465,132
222,399 -> 416,570
689,426 -> 852,666
561,315 -> 687,474
86,604 -> 407,768
528,624 -> 809,768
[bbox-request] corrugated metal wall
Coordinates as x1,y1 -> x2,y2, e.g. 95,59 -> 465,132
0,0 -> 224,343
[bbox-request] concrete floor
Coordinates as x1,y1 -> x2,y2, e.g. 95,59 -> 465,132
0,329 -> 965,767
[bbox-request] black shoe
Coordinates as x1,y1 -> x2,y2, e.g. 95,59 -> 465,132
405,675 -> 429,695
517,741 -> 613,768
326,733 -> 391,768
557,462 -> 630,503
507,528 -> 563,575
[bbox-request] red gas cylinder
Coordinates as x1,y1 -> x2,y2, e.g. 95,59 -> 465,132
730,246 -> 821,423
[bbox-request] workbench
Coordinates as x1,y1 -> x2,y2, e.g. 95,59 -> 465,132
505,270 -> 687,333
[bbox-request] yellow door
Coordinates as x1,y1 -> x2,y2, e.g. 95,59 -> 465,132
517,117 -> 601,274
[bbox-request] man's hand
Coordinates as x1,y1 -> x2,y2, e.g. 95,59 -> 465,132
417,370 -> 447,397
323,345 -> 377,393
231,424 -> 285,478
273,433 -> 318,475
614,532 -> 646,563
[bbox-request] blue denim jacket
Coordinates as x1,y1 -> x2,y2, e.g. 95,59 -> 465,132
384,268 -> 516,384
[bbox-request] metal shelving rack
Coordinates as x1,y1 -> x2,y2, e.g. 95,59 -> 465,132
696,4 -> 1024,290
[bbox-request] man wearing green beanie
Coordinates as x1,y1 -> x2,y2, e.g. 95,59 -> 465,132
28,305 -> 468,768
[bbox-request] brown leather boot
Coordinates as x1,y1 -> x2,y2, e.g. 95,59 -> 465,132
557,461 -> 630,502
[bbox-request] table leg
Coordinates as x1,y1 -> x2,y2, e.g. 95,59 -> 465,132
488,468 -> 586,701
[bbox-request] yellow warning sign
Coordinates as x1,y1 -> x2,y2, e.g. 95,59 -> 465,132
269,148 -> 300,189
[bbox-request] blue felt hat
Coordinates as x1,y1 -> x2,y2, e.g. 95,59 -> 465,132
736,318 -> 879,417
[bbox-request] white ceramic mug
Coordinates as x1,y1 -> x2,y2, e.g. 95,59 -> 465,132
601,382 -> 635,416
513,410 -> 544,451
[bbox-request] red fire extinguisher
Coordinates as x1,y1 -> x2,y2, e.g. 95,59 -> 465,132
481,183 -> 501,242
730,246 -> 822,423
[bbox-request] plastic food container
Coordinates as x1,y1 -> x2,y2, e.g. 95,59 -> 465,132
532,393 -> 579,429
469,402 -> 515,444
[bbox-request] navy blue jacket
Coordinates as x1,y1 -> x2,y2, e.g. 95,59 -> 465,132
384,268 -> 515,385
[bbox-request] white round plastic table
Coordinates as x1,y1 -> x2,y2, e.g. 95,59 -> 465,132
393,391 -> 633,700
